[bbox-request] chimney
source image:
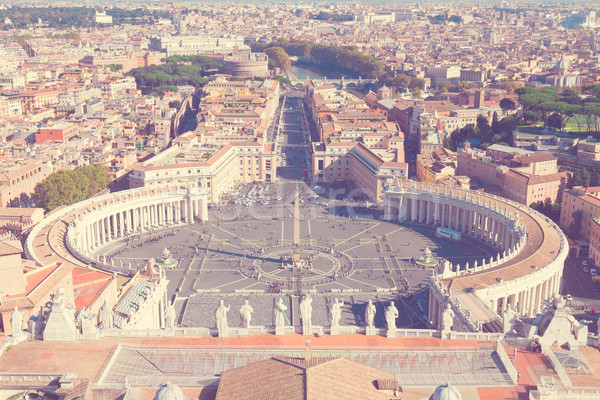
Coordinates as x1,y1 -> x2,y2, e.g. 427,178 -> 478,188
304,339 -> 312,361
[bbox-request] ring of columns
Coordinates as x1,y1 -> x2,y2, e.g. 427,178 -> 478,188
25,185 -> 210,273
24,180 -> 568,333
383,181 -> 568,324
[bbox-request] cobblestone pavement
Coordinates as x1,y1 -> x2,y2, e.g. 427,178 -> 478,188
97,197 -> 495,330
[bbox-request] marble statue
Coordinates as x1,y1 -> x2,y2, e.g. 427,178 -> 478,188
274,297 -> 287,327
330,298 -> 343,328
385,302 -> 399,332
441,303 -> 454,334
43,288 -> 78,341
365,299 -> 376,328
239,299 -> 254,329
215,299 -> 230,338
165,303 -> 176,329
10,306 -> 23,339
299,294 -> 312,334
99,299 -> 114,330
502,305 -> 515,334
76,307 -> 87,333
81,313 -> 97,336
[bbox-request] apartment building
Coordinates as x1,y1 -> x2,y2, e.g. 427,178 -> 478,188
458,144 -> 570,205
128,140 -> 278,203
311,142 -> 408,203
0,160 -> 53,206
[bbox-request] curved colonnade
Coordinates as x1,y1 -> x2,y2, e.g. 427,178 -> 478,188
24,180 -> 568,335
25,185 -> 209,273
383,181 -> 568,330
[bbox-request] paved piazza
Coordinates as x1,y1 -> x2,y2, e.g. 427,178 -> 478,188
96,183 -> 496,330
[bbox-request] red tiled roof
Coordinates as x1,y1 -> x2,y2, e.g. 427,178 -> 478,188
215,357 -> 397,400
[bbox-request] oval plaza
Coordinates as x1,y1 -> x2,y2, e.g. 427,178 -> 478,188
24,176 -> 567,335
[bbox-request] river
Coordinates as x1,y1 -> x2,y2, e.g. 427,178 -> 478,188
289,62 -> 346,80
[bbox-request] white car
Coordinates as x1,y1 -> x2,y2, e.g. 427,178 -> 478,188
564,294 -> 573,302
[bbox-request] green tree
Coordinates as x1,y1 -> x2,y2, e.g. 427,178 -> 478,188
492,112 -> 499,134
264,47 -> 291,72
411,87 -> 422,99
499,98 -> 517,112
33,165 -> 110,212
569,210 -> 583,239
502,81 -> 519,95
107,64 -> 123,72
458,81 -> 478,93
476,115 -> 489,131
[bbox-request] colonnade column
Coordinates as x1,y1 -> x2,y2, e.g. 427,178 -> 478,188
441,204 -> 446,227
187,198 -> 193,224
119,212 -> 125,236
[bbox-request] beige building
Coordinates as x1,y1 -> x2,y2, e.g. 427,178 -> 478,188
19,88 -> 59,115
0,160 -> 53,207
312,142 -> 407,203
416,148 -> 458,183
129,141 -> 278,203
560,186 -> 600,245
457,146 -> 570,205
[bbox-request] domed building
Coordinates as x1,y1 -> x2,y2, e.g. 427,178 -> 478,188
430,383 -> 463,400
154,382 -> 186,400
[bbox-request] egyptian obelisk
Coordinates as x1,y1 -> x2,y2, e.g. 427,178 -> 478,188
293,190 -> 301,264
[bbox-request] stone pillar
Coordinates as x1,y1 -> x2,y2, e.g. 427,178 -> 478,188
85,226 -> 91,252
529,287 -> 536,316
466,210 -> 472,235
483,215 -> 489,240
141,207 -> 146,230
187,198 -> 193,224
139,207 -> 144,231
92,221 -> 98,247
453,207 -> 459,230
132,208 -> 137,231
411,197 -> 417,222
535,285 -> 542,315
120,212 -> 125,237
441,203 -> 446,227
385,199 -> 392,220
542,280 -> 549,303
427,201 -> 433,224
111,214 -> 117,239
434,202 -> 439,225
201,198 -> 208,222
127,209 -> 133,233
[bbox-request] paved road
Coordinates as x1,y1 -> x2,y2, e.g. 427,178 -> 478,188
562,256 -> 600,333
278,96 -> 309,182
